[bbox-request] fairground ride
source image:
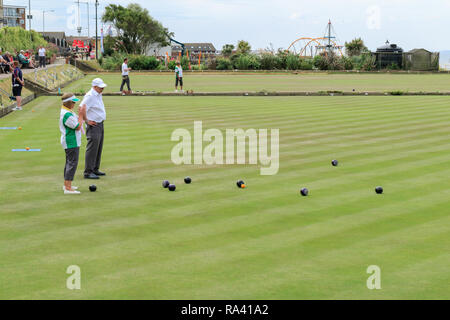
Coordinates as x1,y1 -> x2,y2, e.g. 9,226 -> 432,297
287,20 -> 344,57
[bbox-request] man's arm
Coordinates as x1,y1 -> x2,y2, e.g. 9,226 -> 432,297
79,104 -> 87,121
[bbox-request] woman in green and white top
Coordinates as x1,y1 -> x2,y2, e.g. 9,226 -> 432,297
175,62 -> 183,93
59,93 -> 83,194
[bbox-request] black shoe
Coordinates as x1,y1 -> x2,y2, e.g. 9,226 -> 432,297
93,171 -> 106,176
84,173 -> 100,179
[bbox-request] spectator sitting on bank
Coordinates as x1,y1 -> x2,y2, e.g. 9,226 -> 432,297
4,52 -> 14,69
0,49 -> 10,73
18,50 -> 35,68
28,50 -> 37,66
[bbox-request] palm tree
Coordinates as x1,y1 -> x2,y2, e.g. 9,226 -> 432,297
345,38 -> 368,57
237,40 -> 251,55
222,44 -> 234,57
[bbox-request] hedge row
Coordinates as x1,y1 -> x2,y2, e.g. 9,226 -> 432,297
98,51 -> 378,71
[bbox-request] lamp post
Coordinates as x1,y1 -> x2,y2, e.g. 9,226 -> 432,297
95,0 -> 99,60
42,10 -> 54,37
77,1 -> 90,38
28,0 -> 32,31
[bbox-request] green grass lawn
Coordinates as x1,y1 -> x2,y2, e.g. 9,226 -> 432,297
0,95 -> 449,299
64,72 -> 450,94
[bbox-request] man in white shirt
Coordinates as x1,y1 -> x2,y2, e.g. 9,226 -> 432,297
79,78 -> 108,179
120,58 -> 132,96
38,46 -> 46,68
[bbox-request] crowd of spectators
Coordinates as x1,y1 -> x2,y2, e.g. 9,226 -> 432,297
0,46 -> 50,74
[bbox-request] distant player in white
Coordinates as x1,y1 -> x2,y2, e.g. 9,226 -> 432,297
38,46 -> 46,68
120,58 -> 132,95
175,62 -> 183,93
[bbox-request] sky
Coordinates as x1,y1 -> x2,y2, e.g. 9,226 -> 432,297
9,0 -> 450,52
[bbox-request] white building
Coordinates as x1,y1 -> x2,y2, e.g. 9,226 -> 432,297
1,2 -> 27,28
146,43 -> 171,58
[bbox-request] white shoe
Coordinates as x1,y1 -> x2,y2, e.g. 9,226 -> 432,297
63,186 -> 78,191
175,89 -> 178,93
12,106 -> 22,111
64,189 -> 81,194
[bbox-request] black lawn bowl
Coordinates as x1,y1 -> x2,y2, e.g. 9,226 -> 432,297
375,186 -> 384,194
162,180 -> 170,188
300,188 -> 309,196
89,185 -> 97,192
184,177 -> 192,184
236,180 -> 245,188
331,159 -> 339,167
168,184 -> 176,191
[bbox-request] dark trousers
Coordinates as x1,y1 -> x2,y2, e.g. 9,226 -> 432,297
0,64 -> 9,73
120,76 -> 131,91
39,56 -> 46,68
64,147 -> 80,181
84,122 -> 104,175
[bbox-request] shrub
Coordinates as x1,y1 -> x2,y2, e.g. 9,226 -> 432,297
234,54 -> 260,70
286,54 -> 301,70
299,58 -> 314,70
352,53 -> 376,71
168,60 -> 177,70
101,56 -> 120,71
128,55 -> 146,70
181,56 -> 190,70
260,53 -> 280,70
340,56 -> 354,70
276,50 -> 289,69
45,43 -> 59,58
0,27 -> 47,53
100,52 -> 126,71
387,62 -> 400,70
191,64 -> 206,71
128,55 -> 160,70
313,55 -> 328,70
216,58 -> 233,70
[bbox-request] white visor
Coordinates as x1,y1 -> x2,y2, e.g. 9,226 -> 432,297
63,96 -> 80,103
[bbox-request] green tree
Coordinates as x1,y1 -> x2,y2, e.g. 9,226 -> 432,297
345,38 -> 368,57
221,44 -> 234,57
237,40 -> 251,55
102,3 -> 171,55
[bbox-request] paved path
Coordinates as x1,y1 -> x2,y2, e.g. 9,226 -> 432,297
0,60 -> 66,81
